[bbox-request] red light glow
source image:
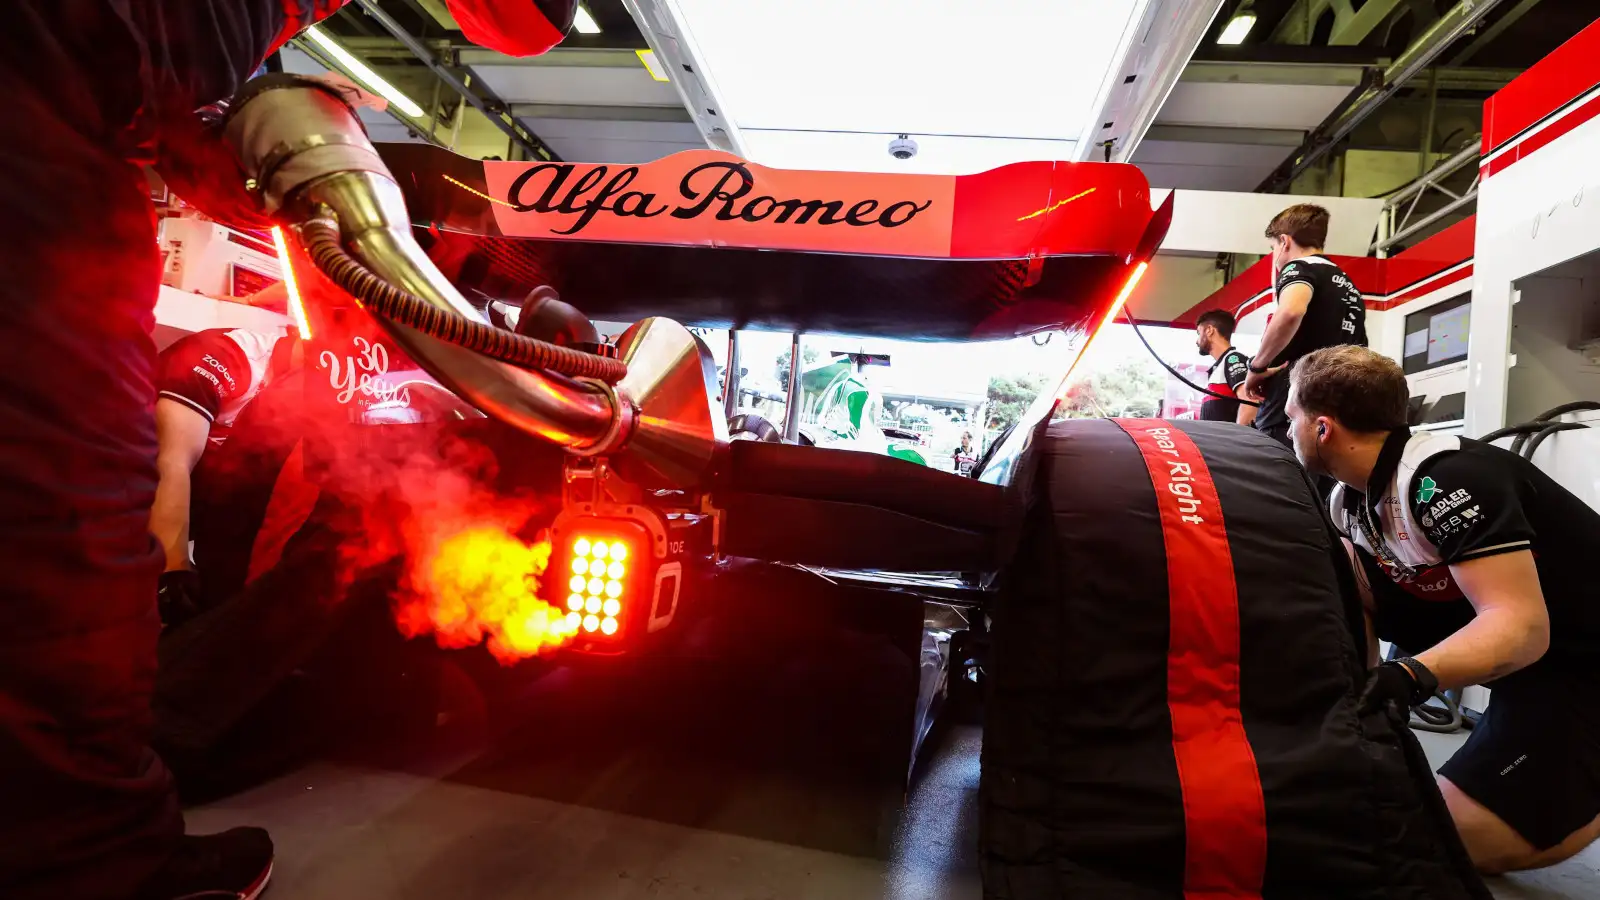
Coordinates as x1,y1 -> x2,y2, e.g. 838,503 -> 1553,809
397,526 -> 576,663
568,534 -> 632,638
1057,260 -> 1149,399
270,226 -> 313,341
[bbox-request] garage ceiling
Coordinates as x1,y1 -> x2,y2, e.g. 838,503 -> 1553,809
310,0 -> 1592,190
460,47 -> 705,162
1131,62 -> 1363,190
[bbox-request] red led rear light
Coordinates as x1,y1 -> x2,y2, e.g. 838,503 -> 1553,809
558,532 -> 638,640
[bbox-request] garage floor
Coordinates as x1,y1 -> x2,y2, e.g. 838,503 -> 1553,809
188,663 -> 1599,900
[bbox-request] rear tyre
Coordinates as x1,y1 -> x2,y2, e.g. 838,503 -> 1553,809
979,418 -> 1491,900
728,413 -> 784,443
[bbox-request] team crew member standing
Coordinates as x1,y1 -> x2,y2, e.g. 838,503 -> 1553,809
0,3 -> 576,898
1286,346 -> 1600,874
1193,309 -> 1255,425
1241,204 -> 1367,445
151,327 -> 300,627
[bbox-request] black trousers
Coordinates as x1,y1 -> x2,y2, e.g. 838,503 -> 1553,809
0,7 -> 184,896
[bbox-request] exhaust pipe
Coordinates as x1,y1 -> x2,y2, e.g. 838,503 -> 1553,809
218,76 -> 724,486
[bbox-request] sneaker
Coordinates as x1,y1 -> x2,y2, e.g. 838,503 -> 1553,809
136,827 -> 274,900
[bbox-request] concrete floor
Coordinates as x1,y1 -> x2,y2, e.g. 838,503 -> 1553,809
188,667 -> 1598,900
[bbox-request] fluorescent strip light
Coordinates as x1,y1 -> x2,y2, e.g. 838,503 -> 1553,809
636,49 -> 670,82
573,5 -> 602,34
1217,13 -> 1256,45
304,25 -> 424,118
270,226 -> 312,341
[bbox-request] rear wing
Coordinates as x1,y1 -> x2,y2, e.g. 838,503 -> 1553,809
379,145 -> 1175,343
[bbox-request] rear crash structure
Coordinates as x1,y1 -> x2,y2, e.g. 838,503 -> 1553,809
212,74 -> 1491,898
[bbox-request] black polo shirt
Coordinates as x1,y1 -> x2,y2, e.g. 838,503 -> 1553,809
1254,256 -> 1368,435
1199,347 -> 1249,422
1343,431 -> 1600,682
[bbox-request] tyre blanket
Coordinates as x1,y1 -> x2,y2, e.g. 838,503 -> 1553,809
981,418 -> 1491,900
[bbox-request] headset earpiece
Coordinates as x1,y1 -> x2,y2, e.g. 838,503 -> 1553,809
1317,423 -> 1327,438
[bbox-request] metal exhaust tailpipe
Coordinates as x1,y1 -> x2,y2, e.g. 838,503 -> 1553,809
218,77 -> 727,486
221,78 -> 619,450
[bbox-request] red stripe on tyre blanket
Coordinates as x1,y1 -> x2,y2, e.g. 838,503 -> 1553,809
1113,418 -> 1268,900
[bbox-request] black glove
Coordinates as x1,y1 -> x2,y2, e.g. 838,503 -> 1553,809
1358,657 -> 1440,716
157,569 -> 205,628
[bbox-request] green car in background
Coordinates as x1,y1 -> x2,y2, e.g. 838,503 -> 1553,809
792,355 -> 929,467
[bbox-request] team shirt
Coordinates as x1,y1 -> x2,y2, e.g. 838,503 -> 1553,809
1199,347 -> 1250,422
1254,256 -> 1368,434
1331,430 -> 1600,681
157,328 -> 289,448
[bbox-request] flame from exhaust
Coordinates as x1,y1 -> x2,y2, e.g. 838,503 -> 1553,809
399,526 -> 576,664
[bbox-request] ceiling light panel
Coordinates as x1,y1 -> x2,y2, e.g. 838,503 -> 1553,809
666,0 -> 1146,144
1217,13 -> 1255,45
574,5 -> 603,34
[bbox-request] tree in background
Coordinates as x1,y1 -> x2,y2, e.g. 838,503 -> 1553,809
1057,358 -> 1165,419
774,345 -> 823,388
986,358 -> 1166,429
985,373 -> 1050,431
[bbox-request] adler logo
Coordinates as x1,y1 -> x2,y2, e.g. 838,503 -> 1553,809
505,161 -> 934,237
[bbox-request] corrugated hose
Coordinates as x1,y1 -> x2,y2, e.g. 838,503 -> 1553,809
298,216 -> 628,384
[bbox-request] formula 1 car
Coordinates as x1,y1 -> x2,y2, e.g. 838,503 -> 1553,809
219,78 -> 1492,899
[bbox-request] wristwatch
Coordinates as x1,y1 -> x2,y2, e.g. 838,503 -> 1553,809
1247,359 -> 1272,374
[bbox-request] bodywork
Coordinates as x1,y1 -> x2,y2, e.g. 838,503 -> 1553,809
278,141 -> 1172,772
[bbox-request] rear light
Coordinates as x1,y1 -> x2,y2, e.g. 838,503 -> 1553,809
549,509 -> 698,650
554,528 -> 642,643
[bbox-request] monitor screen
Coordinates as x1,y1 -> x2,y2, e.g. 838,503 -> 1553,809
1402,294 -> 1470,375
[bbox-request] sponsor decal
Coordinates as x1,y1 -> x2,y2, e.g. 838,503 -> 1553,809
1384,496 -> 1410,541
1415,476 -> 1440,505
321,336 -> 412,410
1430,488 -> 1473,517
483,151 -> 958,257
201,354 -> 237,391
1373,557 -> 1463,600
503,160 -> 933,237
1429,504 -> 1482,538
191,366 -> 221,390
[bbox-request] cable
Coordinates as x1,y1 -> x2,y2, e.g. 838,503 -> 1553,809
1121,307 -> 1260,407
1530,400 -> 1600,421
1506,401 -> 1599,454
299,217 -> 627,383
1478,421 -> 1551,446
1522,422 -> 1587,461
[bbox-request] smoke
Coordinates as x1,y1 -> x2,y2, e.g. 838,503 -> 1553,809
229,362 -> 573,665
328,425 -> 575,664
217,247 -> 577,666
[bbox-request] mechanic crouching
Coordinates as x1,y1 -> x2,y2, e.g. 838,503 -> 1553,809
1286,345 -> 1600,873
152,326 -> 301,626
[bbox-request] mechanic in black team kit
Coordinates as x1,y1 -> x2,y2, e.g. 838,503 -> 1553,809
1287,345 -> 1600,875
1193,309 -> 1255,425
0,3 -> 574,898
1241,204 -> 1367,445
